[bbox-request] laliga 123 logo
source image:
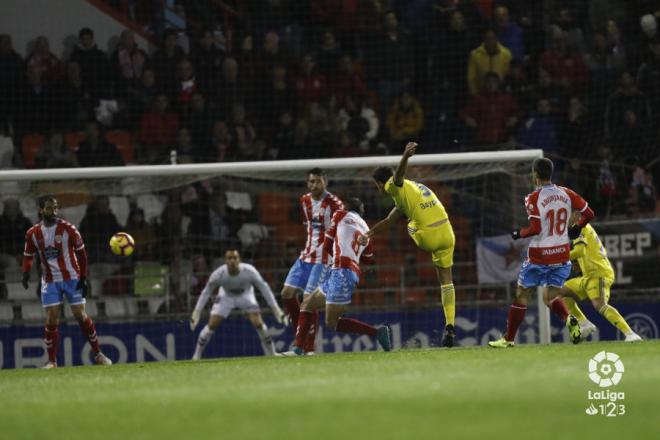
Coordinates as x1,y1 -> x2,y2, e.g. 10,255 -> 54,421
585,351 -> 626,417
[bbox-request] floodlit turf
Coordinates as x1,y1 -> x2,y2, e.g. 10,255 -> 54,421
1,341 -> 659,440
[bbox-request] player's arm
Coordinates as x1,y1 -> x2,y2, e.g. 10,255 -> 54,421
569,239 -> 587,260
21,230 -> 36,290
190,272 -> 221,330
360,240 -> 374,265
71,226 -> 89,296
363,207 -> 402,243
564,187 -> 595,239
393,142 -> 417,186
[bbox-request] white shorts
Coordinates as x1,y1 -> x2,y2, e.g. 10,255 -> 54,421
210,293 -> 260,318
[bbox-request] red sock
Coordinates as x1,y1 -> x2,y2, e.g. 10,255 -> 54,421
505,301 -> 527,341
549,297 -> 569,322
336,317 -> 377,337
294,311 -> 312,348
284,297 -> 300,330
80,317 -> 100,353
44,324 -> 59,363
303,310 -> 319,352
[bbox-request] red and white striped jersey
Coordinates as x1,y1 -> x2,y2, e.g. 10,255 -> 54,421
325,210 -> 373,277
24,219 -> 85,283
299,191 -> 344,264
525,184 -> 588,265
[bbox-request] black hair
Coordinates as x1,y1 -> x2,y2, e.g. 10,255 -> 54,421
38,194 -> 57,209
372,166 -> 394,184
307,168 -> 326,178
533,157 -> 554,180
344,196 -> 364,216
79,28 -> 94,39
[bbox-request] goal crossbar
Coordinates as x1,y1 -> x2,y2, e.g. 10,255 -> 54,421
0,150 -> 543,182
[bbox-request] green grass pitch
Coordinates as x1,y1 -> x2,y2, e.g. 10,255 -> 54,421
1,341 -> 659,440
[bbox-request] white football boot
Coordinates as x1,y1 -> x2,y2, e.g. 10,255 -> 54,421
624,332 -> 642,342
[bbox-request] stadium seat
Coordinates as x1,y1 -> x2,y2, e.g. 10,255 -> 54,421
105,130 -> 134,163
275,222 -> 306,246
64,300 -> 97,318
0,303 -> 14,322
89,263 -> 120,297
65,131 -> 85,151
104,298 -> 127,318
6,282 -> 36,301
362,291 -> 385,306
403,288 -> 429,305
21,134 -> 44,168
21,302 -> 44,321
257,192 -> 292,225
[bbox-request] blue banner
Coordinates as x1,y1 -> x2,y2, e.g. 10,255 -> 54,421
2,303 -> 658,368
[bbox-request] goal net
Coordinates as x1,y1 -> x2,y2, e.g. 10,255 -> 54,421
0,150 -> 555,366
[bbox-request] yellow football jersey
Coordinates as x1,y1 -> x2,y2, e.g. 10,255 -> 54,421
569,224 -> 615,279
384,177 -> 448,230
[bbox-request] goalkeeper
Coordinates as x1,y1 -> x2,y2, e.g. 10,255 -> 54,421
559,212 -> 642,342
362,142 -> 457,347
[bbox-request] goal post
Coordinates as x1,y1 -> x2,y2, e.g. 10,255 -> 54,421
1,148 -> 556,365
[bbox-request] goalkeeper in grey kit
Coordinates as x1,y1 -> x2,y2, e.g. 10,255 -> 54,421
190,249 -> 288,358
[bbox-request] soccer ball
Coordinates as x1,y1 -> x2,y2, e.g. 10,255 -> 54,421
109,232 -> 135,256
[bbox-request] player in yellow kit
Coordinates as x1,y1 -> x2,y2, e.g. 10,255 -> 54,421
559,212 -> 642,342
363,142 -> 457,346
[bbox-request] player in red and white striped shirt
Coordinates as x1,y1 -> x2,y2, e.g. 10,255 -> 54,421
281,168 -> 343,353
22,195 -> 112,367
489,158 -> 595,348
282,197 -> 392,355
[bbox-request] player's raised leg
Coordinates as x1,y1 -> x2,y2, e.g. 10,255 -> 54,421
247,312 -> 277,355
193,314 -> 223,360
591,296 -> 641,342
560,281 -> 597,340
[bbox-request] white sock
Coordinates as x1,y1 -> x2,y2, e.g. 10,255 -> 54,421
256,323 -> 275,356
193,325 -> 215,359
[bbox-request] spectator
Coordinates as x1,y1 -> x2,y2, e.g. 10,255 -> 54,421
69,27 -> 113,99
295,101 -> 337,157
77,120 -> 124,167
316,29 -> 342,75
467,29 -> 512,96
637,38 -> 660,115
229,104 -> 257,159
494,5 -> 524,60
559,97 -> 594,158
35,132 -> 79,168
593,144 -> 623,217
125,207 -> 159,260
256,31 -> 290,86
0,121 -> 14,168
123,68 -> 158,130
530,67 -> 569,116
110,30 -> 148,95
235,34 -> 259,85
0,198 -> 33,262
79,195 -> 123,263
199,119 -> 233,162
57,62 -> 95,131
191,30 -> 225,98
502,59 -> 535,112
0,34 -> 24,122
151,29 -> 186,98
174,127 -> 196,162
366,10 -> 413,115
584,30 -> 626,113
139,94 -> 180,163
185,189 -> 238,259
628,165 -> 657,214
181,92 -> 213,147
330,54 -> 369,107
271,111 -> 297,159
461,72 -> 520,146
338,94 -> 379,151
517,98 -> 559,156
549,7 -> 586,55
293,54 -> 329,109
539,30 -> 588,93
176,59 -> 197,107
216,58 -> 252,119
387,90 -> 423,144
604,71 -> 652,156
26,36 -> 64,84
16,64 -> 56,135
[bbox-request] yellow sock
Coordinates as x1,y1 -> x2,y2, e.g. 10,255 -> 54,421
599,304 -> 632,335
441,284 -> 455,326
563,297 -> 587,323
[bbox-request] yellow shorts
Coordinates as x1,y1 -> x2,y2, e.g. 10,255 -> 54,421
410,221 -> 455,268
564,276 -> 613,302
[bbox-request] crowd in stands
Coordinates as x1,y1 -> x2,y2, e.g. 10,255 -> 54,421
1,0 -> 660,280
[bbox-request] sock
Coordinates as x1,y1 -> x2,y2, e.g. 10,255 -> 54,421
80,317 -> 100,353
549,297 -> 569,322
294,311 -> 312,348
256,323 -> 276,355
599,304 -> 632,335
563,297 -> 588,323
440,284 -> 455,326
44,324 -> 59,363
194,325 -> 215,358
336,317 -> 377,336
303,310 -> 319,353
505,301 -> 527,342
284,297 -> 300,330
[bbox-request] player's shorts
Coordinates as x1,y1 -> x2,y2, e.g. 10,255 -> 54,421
517,260 -> 572,288
210,292 -> 260,318
409,221 -> 455,268
284,259 -> 327,294
41,279 -> 86,308
319,268 -> 359,305
564,276 -> 614,302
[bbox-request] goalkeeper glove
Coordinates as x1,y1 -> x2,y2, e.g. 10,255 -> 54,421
190,309 -> 201,331
511,230 -> 521,240
76,277 -> 89,298
275,309 -> 290,327
21,272 -> 30,290
568,225 -> 582,240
